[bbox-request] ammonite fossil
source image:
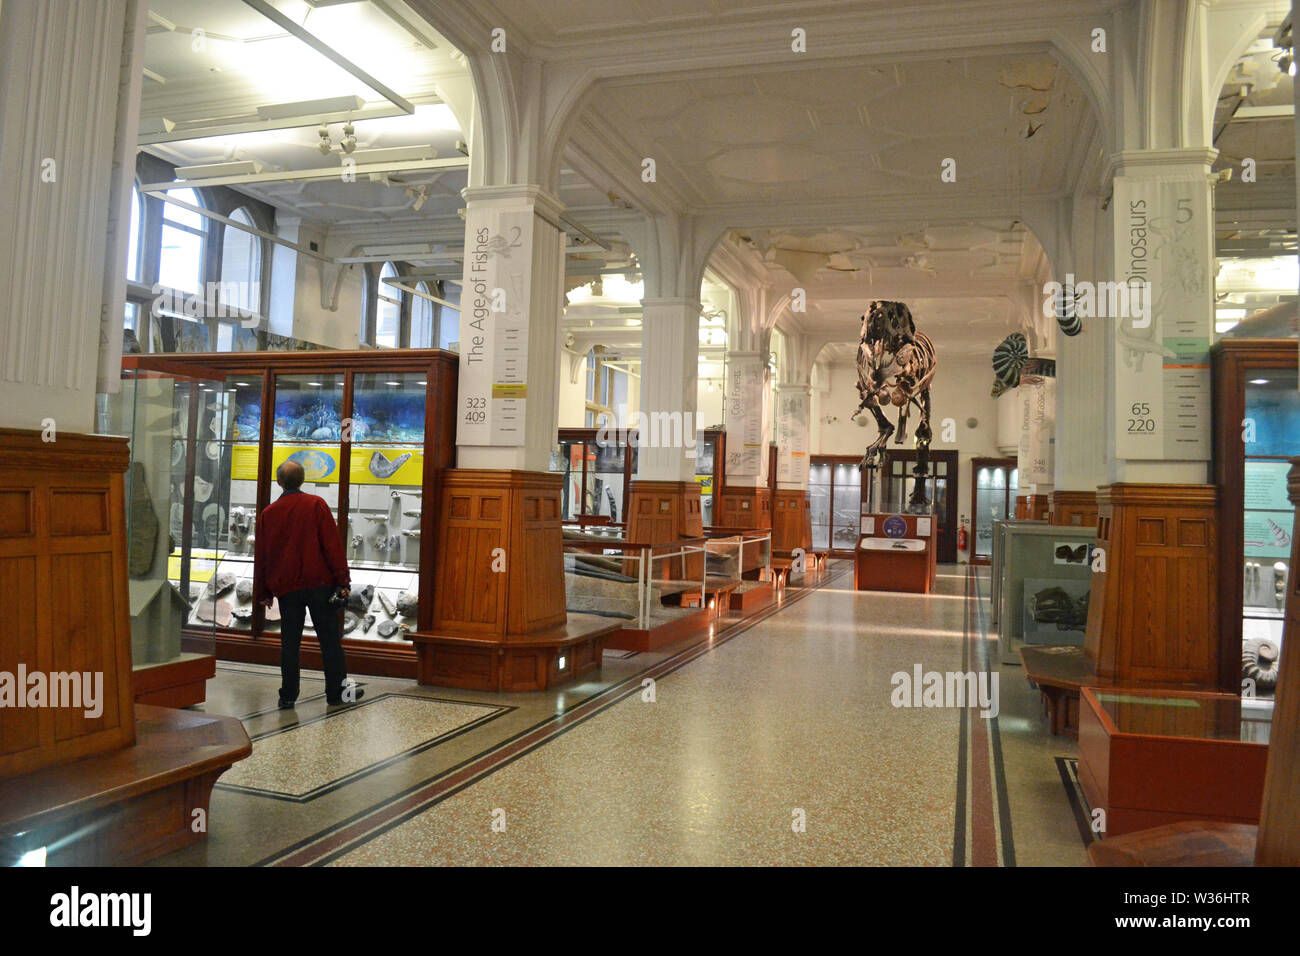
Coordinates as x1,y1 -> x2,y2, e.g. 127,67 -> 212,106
1242,639 -> 1280,694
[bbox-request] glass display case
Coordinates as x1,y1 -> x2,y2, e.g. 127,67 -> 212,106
1212,340 -> 1298,697
808,455 -> 861,555
970,457 -> 1018,565
551,427 -> 637,527
119,349 -> 458,677
883,450 -> 959,562
101,359 -> 227,698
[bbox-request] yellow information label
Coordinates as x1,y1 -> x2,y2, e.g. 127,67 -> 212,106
492,383 -> 527,399
230,444 -> 260,481
229,444 -> 423,486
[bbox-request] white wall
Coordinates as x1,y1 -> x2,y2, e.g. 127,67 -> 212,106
286,221 -> 365,350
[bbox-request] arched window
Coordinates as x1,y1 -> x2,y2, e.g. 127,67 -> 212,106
410,282 -> 434,348
375,261 -> 401,347
158,187 -> 206,295
126,183 -> 143,282
437,281 -> 460,350
220,207 -> 261,315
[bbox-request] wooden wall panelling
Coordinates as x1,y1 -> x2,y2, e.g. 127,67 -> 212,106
0,429 -> 135,780
1049,489 -> 1100,528
1084,483 -> 1219,687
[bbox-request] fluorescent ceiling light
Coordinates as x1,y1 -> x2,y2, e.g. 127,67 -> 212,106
351,145 -> 438,165
175,160 -> 264,178
256,96 -> 366,121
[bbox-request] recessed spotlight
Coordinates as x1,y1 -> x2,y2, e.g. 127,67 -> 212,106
1249,378 -> 1270,385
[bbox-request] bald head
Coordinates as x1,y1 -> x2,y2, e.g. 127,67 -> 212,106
276,460 -> 305,490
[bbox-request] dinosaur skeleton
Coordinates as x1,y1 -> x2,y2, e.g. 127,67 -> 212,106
853,300 -> 938,513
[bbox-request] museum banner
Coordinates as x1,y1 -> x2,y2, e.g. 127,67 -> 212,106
726,353 -> 767,476
1018,366 -> 1055,485
1110,176 -> 1212,460
455,198 -> 538,446
776,387 -> 810,486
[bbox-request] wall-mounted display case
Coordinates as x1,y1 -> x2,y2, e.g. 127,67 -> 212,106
970,457 -> 1018,565
1213,339 -> 1298,697
695,429 -> 723,527
123,349 -> 458,677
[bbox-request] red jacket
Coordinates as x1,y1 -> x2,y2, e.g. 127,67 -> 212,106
253,490 -> 350,602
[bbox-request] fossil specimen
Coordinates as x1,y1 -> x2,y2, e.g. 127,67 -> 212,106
236,578 -> 253,602
193,475 -> 214,503
264,599 -> 280,622
127,462 -> 159,577
231,606 -> 253,622
377,591 -> 396,617
377,619 -> 399,639
347,584 -> 374,614
343,610 -> 360,634
1243,639 -> 1280,694
369,450 -> 412,479
362,613 -> 375,633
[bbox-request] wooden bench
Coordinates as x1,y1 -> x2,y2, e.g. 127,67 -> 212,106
0,705 -> 250,866
1089,821 -> 1257,867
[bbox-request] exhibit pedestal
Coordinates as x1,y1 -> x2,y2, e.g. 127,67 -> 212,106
717,485 -> 772,530
853,513 -> 937,594
413,469 -> 615,691
627,480 -> 703,544
1048,489 -> 1099,528
0,428 -> 249,864
1085,483 -> 1219,687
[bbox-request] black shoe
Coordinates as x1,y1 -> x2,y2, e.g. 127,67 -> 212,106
327,686 -> 364,707
278,698 -> 296,710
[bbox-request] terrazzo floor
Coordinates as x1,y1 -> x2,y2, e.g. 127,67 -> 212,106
155,563 -> 1090,867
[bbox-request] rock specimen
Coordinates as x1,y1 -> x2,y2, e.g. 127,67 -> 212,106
376,591 -> 396,617
396,590 -> 418,618
204,571 -> 236,598
195,598 -> 232,627
343,610 -> 360,634
377,619 -> 399,639
236,578 -> 253,602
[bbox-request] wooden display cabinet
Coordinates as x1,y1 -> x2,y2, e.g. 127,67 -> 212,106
128,349 -> 458,678
553,426 -> 637,528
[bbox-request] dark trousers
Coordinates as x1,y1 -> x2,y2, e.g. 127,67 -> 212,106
277,585 -> 348,702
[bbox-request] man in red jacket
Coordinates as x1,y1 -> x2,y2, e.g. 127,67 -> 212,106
254,459 -> 362,709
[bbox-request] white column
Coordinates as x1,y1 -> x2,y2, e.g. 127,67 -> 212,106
636,297 -> 701,482
455,185 -> 566,473
775,384 -> 812,490
723,350 -> 770,487
1103,151 -> 1217,484
0,0 -> 146,432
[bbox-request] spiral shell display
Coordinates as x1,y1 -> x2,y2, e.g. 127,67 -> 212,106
990,332 -> 1029,397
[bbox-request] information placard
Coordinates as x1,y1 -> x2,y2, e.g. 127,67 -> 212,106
776,389 -> 809,485
726,355 -> 766,476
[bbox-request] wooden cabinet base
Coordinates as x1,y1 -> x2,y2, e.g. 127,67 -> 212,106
133,653 -> 216,708
730,581 -> 774,611
0,705 -> 250,866
410,613 -> 621,692
603,607 -> 712,653
628,480 -> 703,543
212,631 -> 417,679
772,489 -> 811,554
